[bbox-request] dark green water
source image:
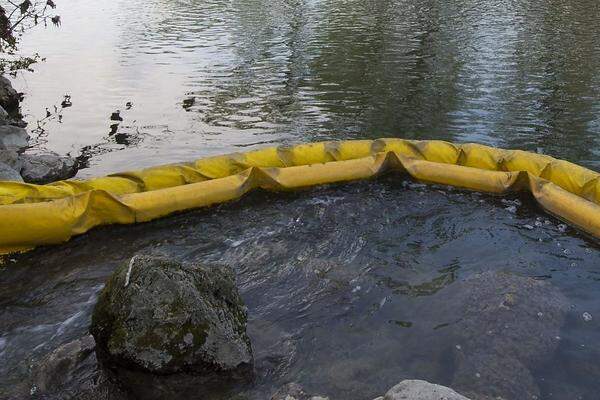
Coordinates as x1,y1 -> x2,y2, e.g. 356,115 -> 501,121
2,0 -> 600,399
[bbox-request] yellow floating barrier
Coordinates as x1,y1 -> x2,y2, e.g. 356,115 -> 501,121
1,139 -> 599,255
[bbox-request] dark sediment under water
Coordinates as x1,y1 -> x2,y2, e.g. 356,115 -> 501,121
1,177 -> 600,399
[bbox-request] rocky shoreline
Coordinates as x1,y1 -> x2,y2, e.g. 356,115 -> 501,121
0,76 -> 78,184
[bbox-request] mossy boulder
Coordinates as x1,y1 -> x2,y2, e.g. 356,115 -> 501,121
90,255 -> 253,376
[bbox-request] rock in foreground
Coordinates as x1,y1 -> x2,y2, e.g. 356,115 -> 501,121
91,255 -> 253,376
373,380 -> 470,400
20,152 -> 78,183
271,382 -> 329,400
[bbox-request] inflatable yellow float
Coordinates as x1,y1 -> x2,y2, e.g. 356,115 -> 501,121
1,139 -> 599,255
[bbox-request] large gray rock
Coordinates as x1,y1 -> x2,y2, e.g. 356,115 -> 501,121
0,161 -> 23,181
0,125 -> 29,152
0,76 -> 21,113
374,380 -> 470,400
90,255 -> 253,376
0,149 -> 22,170
20,152 -> 78,183
449,271 -> 568,400
0,104 -> 26,127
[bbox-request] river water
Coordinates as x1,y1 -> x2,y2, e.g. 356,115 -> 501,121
11,0 -> 600,175
2,0 -> 600,399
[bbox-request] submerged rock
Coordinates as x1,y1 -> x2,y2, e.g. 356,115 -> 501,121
91,255 -> 253,377
0,161 -> 22,181
20,152 -> 78,183
373,380 -> 470,400
31,335 -> 96,394
0,125 -> 29,152
449,271 -> 568,400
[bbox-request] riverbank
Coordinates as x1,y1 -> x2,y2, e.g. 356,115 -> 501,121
0,76 -> 78,183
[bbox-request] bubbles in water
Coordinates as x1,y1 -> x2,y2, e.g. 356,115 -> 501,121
402,181 -> 427,190
558,224 -> 568,233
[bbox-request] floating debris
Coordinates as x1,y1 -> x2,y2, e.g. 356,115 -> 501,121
183,97 -> 195,109
391,320 -> 413,328
379,297 -> 387,308
583,312 -> 592,322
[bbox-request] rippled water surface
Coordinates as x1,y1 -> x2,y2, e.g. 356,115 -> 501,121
2,178 -> 600,399
3,0 -> 600,399
12,0 -> 600,175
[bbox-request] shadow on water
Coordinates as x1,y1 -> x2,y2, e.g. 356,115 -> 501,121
2,176 -> 600,399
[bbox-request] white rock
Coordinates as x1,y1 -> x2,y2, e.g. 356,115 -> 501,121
382,380 -> 471,400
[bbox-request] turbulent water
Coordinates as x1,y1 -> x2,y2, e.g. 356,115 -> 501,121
2,178 -> 600,399
2,0 -> 600,399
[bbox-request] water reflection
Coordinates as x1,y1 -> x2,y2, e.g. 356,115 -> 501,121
11,0 -> 600,176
